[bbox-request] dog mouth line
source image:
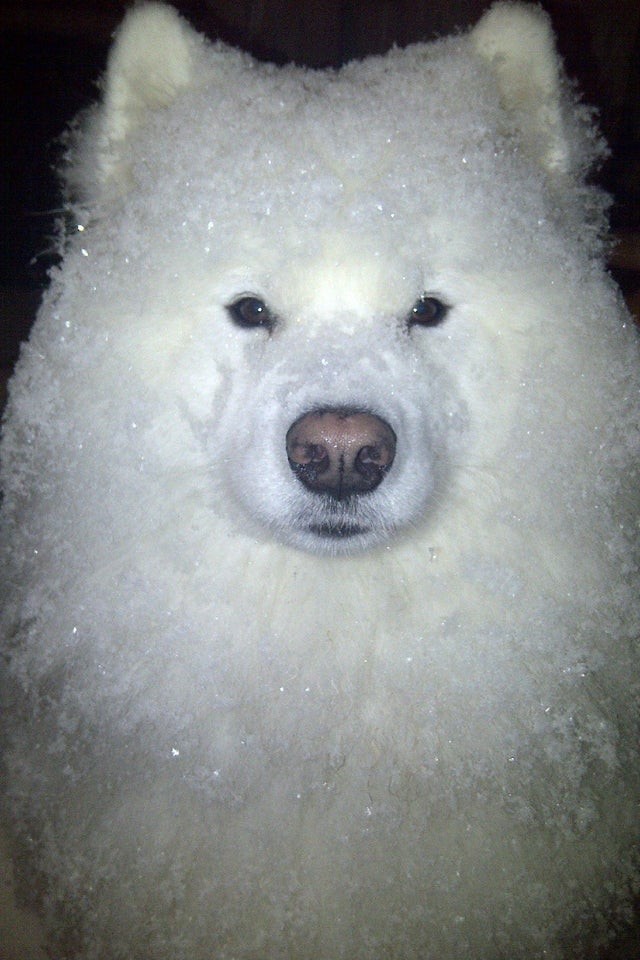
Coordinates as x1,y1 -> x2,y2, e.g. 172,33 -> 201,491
308,522 -> 367,539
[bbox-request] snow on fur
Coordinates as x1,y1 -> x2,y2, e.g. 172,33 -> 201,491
1,3 -> 638,958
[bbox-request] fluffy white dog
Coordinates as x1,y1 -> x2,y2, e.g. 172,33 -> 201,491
1,3 -> 638,958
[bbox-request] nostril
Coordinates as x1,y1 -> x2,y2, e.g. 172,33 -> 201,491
355,443 -> 393,485
357,438 -> 395,468
287,441 -> 330,486
286,408 -> 396,498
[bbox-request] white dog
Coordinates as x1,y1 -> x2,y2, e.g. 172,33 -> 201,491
1,3 -> 638,958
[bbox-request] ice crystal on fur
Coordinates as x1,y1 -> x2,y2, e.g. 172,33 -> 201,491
1,3 -> 638,959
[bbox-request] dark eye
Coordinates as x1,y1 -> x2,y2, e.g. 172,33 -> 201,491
227,296 -> 275,330
408,295 -> 448,328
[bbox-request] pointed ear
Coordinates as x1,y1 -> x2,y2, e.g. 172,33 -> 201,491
471,3 -> 570,175
74,3 -> 202,197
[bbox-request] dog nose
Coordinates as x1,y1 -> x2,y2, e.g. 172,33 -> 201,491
286,408 -> 396,499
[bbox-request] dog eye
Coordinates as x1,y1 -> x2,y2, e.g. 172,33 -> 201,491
227,296 -> 275,330
408,295 -> 448,327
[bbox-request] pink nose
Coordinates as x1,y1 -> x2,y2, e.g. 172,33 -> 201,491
286,408 -> 396,499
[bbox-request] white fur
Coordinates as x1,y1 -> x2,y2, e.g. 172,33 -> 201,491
471,2 -> 570,171
1,3 -> 638,959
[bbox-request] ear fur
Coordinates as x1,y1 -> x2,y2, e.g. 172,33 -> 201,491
70,3 -> 202,200
471,2 -> 570,174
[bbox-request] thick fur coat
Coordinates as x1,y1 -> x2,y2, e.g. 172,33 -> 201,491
1,3 -> 638,958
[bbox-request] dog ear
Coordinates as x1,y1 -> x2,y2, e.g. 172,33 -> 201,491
471,3 -> 571,175
67,3 -> 202,201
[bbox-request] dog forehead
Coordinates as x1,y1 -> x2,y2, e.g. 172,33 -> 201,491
129,41 -> 501,225
267,245 -> 419,323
